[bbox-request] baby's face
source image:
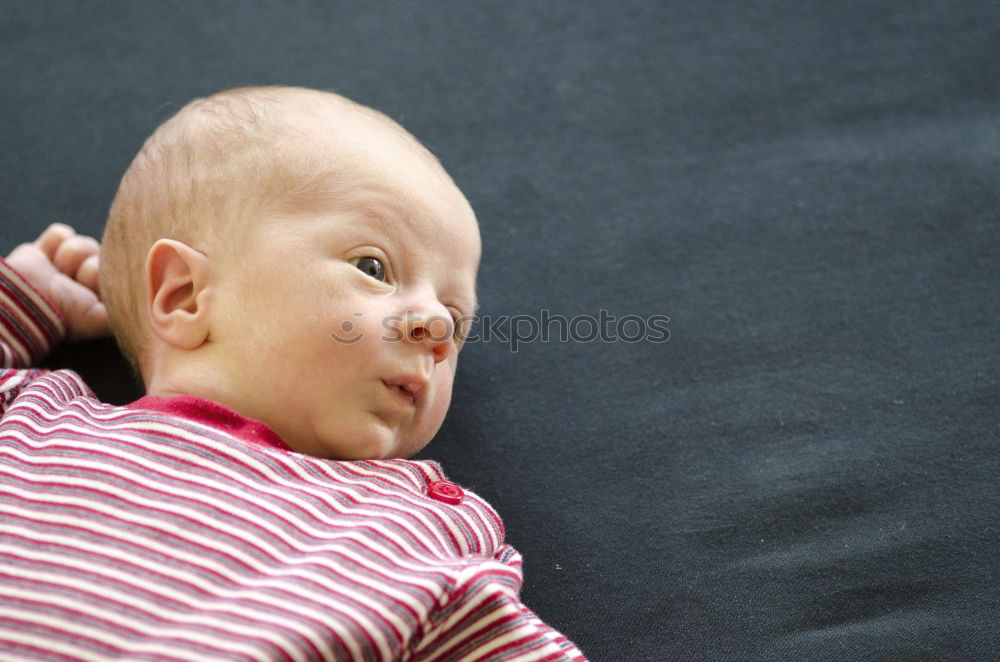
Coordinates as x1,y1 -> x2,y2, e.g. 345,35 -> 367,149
206,119 -> 480,459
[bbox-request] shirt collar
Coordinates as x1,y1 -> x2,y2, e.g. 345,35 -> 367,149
126,394 -> 292,452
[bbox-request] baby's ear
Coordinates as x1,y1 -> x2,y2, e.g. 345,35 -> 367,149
145,239 -> 212,350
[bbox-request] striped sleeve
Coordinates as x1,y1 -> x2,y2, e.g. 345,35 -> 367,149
0,257 -> 66,368
409,562 -> 588,661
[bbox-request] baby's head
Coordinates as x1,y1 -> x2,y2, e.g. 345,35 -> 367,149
101,86 -> 481,459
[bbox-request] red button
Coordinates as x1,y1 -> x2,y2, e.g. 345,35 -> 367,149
427,480 -> 464,505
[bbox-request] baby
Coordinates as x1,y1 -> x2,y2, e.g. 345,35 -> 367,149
0,86 -> 585,661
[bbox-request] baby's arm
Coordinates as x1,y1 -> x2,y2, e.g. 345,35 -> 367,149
410,558 -> 588,661
4,223 -> 108,343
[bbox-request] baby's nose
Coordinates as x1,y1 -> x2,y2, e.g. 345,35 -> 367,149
404,311 -> 453,363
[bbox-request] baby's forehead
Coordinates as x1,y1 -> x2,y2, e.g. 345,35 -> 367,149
178,86 -> 478,257
178,87 -> 423,163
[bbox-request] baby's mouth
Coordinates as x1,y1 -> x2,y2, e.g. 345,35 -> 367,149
382,376 -> 427,407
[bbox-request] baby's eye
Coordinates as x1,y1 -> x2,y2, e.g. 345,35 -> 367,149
353,256 -> 386,282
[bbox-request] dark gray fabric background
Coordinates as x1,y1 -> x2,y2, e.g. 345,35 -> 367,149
3,2 -> 999,660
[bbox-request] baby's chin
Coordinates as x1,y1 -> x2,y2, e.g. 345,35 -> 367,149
291,423 -> 430,461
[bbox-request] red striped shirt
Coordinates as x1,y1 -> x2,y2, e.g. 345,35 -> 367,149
0,259 -> 586,661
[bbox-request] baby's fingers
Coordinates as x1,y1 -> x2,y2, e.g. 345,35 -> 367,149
53,234 -> 100,284
49,271 -> 110,341
34,223 -> 76,261
35,223 -> 102,288
76,254 -> 100,294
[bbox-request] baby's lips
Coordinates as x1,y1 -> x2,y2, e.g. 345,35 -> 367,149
383,374 -> 429,405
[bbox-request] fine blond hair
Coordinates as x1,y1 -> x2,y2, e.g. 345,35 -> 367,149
100,85 -> 419,381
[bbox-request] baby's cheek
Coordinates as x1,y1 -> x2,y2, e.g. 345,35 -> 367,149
428,372 -> 454,423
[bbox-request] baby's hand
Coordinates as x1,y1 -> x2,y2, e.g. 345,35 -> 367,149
5,223 -> 110,341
